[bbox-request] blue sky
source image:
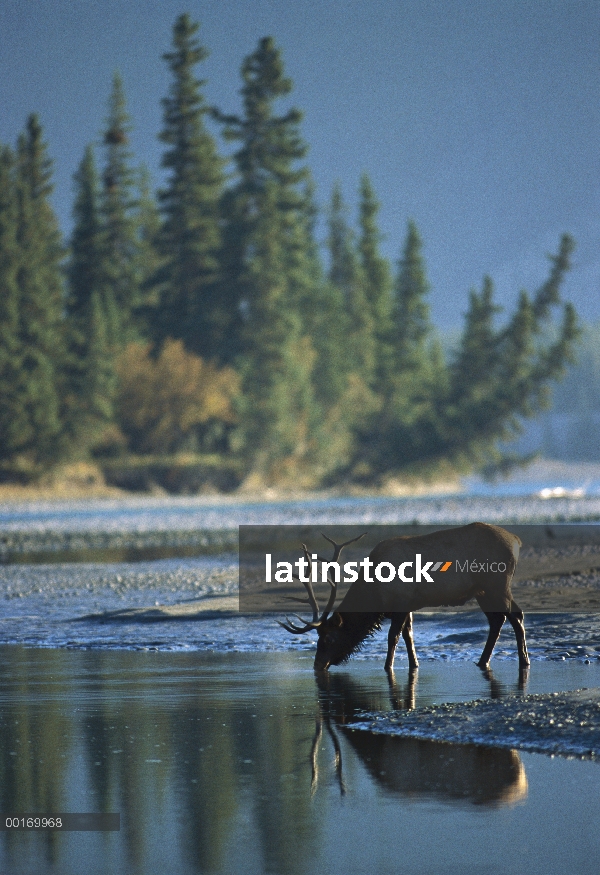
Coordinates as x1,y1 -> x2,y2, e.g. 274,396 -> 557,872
2,0 -> 599,326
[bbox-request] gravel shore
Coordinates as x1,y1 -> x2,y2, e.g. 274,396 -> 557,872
351,687 -> 600,760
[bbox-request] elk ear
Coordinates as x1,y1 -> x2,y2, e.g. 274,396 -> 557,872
331,613 -> 343,628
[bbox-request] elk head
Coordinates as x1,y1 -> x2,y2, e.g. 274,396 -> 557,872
277,533 -> 365,671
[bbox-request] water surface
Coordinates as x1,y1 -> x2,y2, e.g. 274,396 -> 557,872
0,650 -> 598,875
2,493 -> 600,873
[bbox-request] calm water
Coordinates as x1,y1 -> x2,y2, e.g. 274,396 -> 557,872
0,651 -> 598,875
1,493 -> 600,873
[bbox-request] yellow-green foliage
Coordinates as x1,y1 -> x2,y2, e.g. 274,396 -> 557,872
115,339 -> 239,454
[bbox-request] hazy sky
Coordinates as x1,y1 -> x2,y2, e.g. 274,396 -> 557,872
2,0 -> 599,326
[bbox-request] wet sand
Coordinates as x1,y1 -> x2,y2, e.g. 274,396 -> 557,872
512,540 -> 600,611
80,592 -> 240,622
78,538 -> 600,622
81,570 -> 600,622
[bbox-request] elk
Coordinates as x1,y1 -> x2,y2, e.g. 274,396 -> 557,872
278,523 -> 529,672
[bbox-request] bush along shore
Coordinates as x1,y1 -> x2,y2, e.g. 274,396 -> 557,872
100,455 -> 244,494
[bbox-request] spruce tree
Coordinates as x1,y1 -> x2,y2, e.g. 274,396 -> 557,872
391,220 -> 438,435
438,235 -> 579,467
133,164 -> 163,330
14,115 -> 65,466
215,37 -> 318,480
294,180 -> 347,405
443,276 -> 501,447
153,13 -> 225,359
0,145 -> 30,468
358,174 -> 393,383
359,220 -> 443,474
237,201 -> 316,476
371,233 -> 579,475
328,183 -> 358,296
99,72 -> 139,346
327,182 -> 376,390
68,145 -> 104,324
393,220 -> 433,369
65,145 -> 116,449
280,179 -> 356,472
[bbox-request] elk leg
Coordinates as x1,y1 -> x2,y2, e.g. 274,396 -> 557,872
384,613 -> 405,672
506,601 -> 530,667
405,666 -> 418,709
401,612 -> 419,670
385,612 -> 416,672
477,612 -> 506,668
478,666 -> 504,699
386,664 -> 418,709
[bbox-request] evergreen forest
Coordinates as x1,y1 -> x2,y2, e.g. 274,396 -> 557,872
0,14 -> 581,491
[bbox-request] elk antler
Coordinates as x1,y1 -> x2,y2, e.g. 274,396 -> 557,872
277,532 -> 366,634
310,713 -> 346,796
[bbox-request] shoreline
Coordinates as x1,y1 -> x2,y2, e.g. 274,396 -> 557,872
351,687 -> 600,761
0,459 -> 461,503
0,477 -> 462,504
1,458 -> 600,505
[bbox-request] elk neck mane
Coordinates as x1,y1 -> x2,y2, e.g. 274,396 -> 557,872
335,610 -> 385,663
335,574 -> 386,663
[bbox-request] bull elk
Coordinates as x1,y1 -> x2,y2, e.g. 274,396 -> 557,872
278,523 -> 529,671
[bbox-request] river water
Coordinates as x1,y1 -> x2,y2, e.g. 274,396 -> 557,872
0,492 -> 600,874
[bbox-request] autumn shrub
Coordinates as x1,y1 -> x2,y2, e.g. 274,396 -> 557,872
115,339 -> 240,455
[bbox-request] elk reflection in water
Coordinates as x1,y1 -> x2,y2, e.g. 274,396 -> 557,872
310,669 -> 528,808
